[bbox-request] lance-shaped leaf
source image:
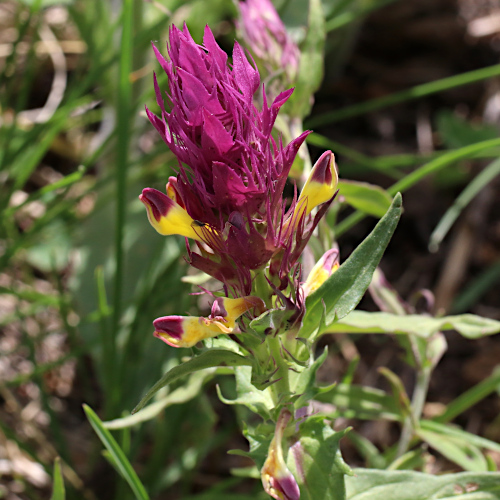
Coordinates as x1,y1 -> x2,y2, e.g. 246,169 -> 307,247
288,417 -> 352,500
319,310 -> 500,339
301,193 -> 402,339
337,180 -> 393,218
346,469 -> 500,500
132,350 -> 251,414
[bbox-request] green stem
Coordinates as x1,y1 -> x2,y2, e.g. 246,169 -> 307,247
267,335 -> 290,407
396,366 -> 431,457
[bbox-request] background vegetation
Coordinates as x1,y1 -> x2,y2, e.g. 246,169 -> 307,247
1,0 -> 499,498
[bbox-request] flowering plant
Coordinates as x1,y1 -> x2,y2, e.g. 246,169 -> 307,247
136,20 -> 401,500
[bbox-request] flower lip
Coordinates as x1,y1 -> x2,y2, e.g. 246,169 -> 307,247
310,150 -> 335,185
297,150 -> 338,216
153,316 -> 184,340
139,187 -> 173,222
269,474 -> 300,500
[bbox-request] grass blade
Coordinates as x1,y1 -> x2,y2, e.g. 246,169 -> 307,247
50,457 -> 65,500
429,157 -> 500,251
83,404 -> 150,500
307,64 -> 500,128
336,137 -> 500,236
110,0 -> 134,413
433,366 -> 500,424
325,0 -> 399,33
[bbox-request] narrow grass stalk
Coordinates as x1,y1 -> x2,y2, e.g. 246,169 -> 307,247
335,137 -> 500,237
434,367 -> 500,424
452,260 -> 500,313
307,132 -> 401,176
429,157 -> 500,251
325,0 -> 399,33
111,0 -> 134,413
307,64 -> 500,128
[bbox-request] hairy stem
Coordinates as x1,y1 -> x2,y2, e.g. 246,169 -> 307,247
396,365 -> 431,458
267,334 -> 290,408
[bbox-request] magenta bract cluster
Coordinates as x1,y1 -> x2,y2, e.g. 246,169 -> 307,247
143,24 -> 334,298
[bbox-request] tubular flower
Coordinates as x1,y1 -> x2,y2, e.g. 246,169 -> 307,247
154,296 -> 265,348
261,409 -> 300,500
302,247 -> 339,296
139,187 -> 201,241
237,0 -> 299,84
142,24 -> 337,297
297,151 -> 338,217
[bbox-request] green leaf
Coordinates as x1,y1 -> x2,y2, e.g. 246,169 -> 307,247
378,368 -> 412,419
417,428 -> 488,472
347,431 -> 387,469
315,383 -> 403,422
430,157 -> 500,252
132,350 -> 251,414
104,369 -> 216,429
288,417 -> 352,500
249,308 -> 292,335
323,310 -> 500,339
436,110 -> 499,149
338,180 -> 393,217
346,469 -> 500,499
50,457 -> 65,500
216,366 -> 274,420
421,420 -> 500,456
83,405 -> 150,500
292,347 -> 334,408
233,422 -> 273,470
301,193 -> 402,339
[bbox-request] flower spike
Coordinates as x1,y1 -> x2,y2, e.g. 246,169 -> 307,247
298,151 -> 338,216
261,409 -> 300,500
153,296 -> 265,348
139,187 -> 201,241
302,247 -> 340,296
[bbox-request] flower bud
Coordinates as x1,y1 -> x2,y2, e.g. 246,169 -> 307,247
237,0 -> 299,83
261,410 -> 300,500
302,248 -> 339,296
298,151 -> 338,216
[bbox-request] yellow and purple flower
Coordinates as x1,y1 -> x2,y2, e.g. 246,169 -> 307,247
261,409 -> 300,500
141,24 -> 338,346
142,24 -> 337,293
302,247 -> 340,297
154,296 -> 265,348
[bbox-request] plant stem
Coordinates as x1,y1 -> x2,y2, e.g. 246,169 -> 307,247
267,334 -> 290,407
396,366 -> 431,457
